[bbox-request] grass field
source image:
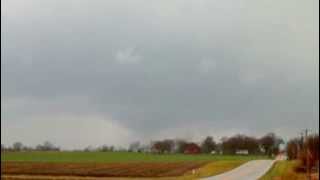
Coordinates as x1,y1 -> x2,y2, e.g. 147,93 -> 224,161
1,151 -> 268,163
1,152 -> 269,179
259,160 -> 318,180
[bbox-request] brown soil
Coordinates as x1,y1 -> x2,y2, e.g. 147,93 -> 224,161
1,161 -> 207,178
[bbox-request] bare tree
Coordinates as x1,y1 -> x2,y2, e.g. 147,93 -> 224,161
129,141 -> 141,152
99,145 -> 112,152
36,141 -> 60,151
152,139 -> 174,153
222,134 -> 260,154
201,136 -> 216,153
259,133 -> 283,157
12,142 -> 23,151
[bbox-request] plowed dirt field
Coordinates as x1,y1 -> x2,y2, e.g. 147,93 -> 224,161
2,161 -> 207,178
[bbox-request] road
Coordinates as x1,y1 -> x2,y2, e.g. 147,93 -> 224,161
202,160 -> 276,180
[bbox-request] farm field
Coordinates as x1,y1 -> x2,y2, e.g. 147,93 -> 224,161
1,151 -> 268,163
1,161 -> 247,180
2,161 -> 207,177
1,152 -> 269,179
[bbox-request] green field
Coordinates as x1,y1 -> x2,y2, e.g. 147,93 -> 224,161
1,151 -> 269,163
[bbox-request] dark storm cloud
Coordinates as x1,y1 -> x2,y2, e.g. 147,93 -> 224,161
1,0 -> 319,148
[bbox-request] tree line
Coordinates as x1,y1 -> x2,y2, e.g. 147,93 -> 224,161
144,133 -> 283,156
1,132 -> 283,157
2,141 -> 60,152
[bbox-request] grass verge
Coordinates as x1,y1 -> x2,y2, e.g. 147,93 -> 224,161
178,160 -> 247,179
259,160 -> 318,180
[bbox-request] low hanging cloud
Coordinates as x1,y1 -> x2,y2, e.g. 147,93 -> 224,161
1,0 -> 319,148
2,114 -> 135,150
1,97 -> 137,149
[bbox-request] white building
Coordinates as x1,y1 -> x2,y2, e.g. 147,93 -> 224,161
235,149 -> 249,155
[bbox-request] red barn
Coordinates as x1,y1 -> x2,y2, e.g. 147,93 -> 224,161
184,143 -> 201,154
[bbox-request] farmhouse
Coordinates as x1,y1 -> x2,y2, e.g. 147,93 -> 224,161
184,143 -> 201,154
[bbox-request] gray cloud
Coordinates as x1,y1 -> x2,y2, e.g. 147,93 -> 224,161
1,0 -> 319,148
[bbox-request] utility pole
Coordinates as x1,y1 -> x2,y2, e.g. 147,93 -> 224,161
300,132 -> 304,149
303,129 -> 311,180
305,129 -> 309,141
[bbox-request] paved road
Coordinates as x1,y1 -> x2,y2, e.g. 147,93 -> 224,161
202,160 -> 276,180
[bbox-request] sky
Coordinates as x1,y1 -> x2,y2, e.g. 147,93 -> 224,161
1,0 -> 319,150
